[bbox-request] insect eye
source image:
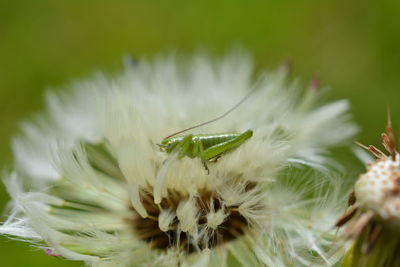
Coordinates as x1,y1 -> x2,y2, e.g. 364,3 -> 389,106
160,139 -> 169,145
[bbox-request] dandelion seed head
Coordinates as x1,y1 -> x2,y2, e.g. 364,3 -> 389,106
0,51 -> 356,266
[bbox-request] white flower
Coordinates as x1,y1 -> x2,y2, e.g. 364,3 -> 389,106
1,52 -> 356,266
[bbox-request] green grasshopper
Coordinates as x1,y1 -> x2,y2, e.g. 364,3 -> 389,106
158,130 -> 253,172
157,87 -> 256,172
153,90 -> 255,204
154,130 -> 253,204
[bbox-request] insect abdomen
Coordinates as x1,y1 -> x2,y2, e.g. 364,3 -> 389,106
193,133 -> 240,149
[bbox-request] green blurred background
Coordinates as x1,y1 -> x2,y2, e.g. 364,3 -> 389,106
1,0 -> 399,266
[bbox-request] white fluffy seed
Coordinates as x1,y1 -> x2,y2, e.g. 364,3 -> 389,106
176,199 -> 198,233
206,210 -> 226,229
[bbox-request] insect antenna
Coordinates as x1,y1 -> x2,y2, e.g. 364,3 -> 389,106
164,84 -> 259,139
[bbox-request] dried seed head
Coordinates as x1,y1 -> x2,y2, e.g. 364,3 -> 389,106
350,115 -> 400,224
355,154 -> 400,221
337,116 -> 400,267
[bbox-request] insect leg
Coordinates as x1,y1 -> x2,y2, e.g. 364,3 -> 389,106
202,161 -> 210,174
192,138 -> 210,173
200,130 -> 253,161
177,135 -> 194,159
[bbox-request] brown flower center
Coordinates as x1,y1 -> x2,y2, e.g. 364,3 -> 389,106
129,187 -> 254,253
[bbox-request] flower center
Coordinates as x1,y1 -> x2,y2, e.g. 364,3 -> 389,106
129,187 -> 252,253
